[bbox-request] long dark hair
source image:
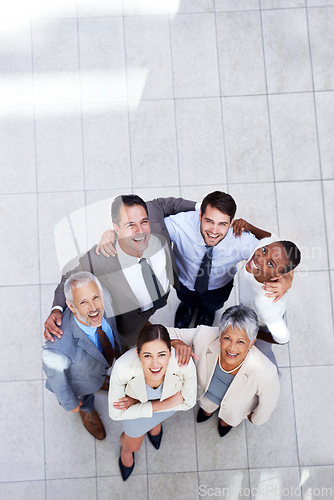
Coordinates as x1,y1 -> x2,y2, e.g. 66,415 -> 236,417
137,324 -> 171,353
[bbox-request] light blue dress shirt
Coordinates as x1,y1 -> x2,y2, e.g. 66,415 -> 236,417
74,316 -> 115,351
164,210 -> 258,291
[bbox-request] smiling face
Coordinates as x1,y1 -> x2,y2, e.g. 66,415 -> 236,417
200,204 -> 232,247
137,339 -> 171,384
67,281 -> 104,328
245,242 -> 289,283
220,326 -> 255,370
114,204 -> 151,257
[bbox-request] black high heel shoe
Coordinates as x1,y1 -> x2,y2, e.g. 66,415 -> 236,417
197,407 -> 214,423
147,426 -> 163,450
119,450 -> 135,481
218,421 -> 232,437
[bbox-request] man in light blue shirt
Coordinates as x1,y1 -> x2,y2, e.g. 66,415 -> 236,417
165,191 -> 271,328
42,271 -> 122,440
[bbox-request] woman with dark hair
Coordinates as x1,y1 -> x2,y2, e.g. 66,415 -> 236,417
108,324 -> 197,481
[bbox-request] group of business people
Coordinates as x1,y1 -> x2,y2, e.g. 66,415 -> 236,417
42,191 -> 301,481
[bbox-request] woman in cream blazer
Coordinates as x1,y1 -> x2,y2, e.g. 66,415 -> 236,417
169,305 -> 280,437
109,324 -> 197,481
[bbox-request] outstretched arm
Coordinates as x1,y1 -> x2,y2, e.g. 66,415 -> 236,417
96,196 -> 196,257
263,270 -> 294,302
171,339 -> 199,367
150,197 -> 196,217
232,218 -> 271,240
96,230 -> 117,257
44,309 -> 64,341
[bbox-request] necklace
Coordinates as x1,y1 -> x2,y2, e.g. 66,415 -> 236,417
218,350 -> 245,374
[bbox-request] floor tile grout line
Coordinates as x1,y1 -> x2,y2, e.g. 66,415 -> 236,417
244,419 -> 252,499
289,366 -> 305,499
1,88 -> 334,112
0,284 -> 61,289
168,7 -> 182,196
258,5 -> 280,237
122,6 -> 134,194
1,461 -> 332,485
213,1 -> 230,190
242,166 -> 258,493
76,10 -> 90,253
75,10 -> 99,496
260,5 -> 303,493
94,439 -> 98,499
304,4 -> 334,337
28,5 -> 334,23
3,86 -> 334,106
144,437 -> 149,499
192,406 -> 201,495
5,177 -> 333,197
247,466 -> 253,500
30,15 -> 47,499
279,362 -> 304,495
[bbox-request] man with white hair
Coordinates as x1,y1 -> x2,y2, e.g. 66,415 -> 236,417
42,272 -> 122,440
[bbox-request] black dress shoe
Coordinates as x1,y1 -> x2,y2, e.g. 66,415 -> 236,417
174,302 -> 195,328
197,407 -> 214,423
194,310 -> 215,327
147,426 -> 163,450
218,421 -> 232,437
119,451 -> 135,481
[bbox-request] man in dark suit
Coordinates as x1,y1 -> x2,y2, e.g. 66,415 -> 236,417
44,195 -> 196,347
42,272 -> 122,440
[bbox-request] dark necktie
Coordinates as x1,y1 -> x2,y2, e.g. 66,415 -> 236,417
194,246 -> 213,294
139,257 -> 165,307
96,326 -> 119,366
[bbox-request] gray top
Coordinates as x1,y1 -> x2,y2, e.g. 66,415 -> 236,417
146,382 -> 163,400
204,363 -> 234,406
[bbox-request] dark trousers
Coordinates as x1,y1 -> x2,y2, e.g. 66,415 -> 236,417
176,280 -> 234,314
79,393 -> 95,412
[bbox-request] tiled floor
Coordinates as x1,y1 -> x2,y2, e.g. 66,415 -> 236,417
0,1 -> 333,499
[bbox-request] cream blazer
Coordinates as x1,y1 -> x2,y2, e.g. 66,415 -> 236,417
108,348 -> 197,420
168,325 -> 280,427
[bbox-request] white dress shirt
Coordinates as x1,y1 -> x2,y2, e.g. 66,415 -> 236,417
237,236 -> 290,343
117,234 -> 170,311
164,210 -> 258,291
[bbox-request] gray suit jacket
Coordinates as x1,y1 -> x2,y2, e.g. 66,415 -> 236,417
52,197 -> 196,346
42,308 -> 121,411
